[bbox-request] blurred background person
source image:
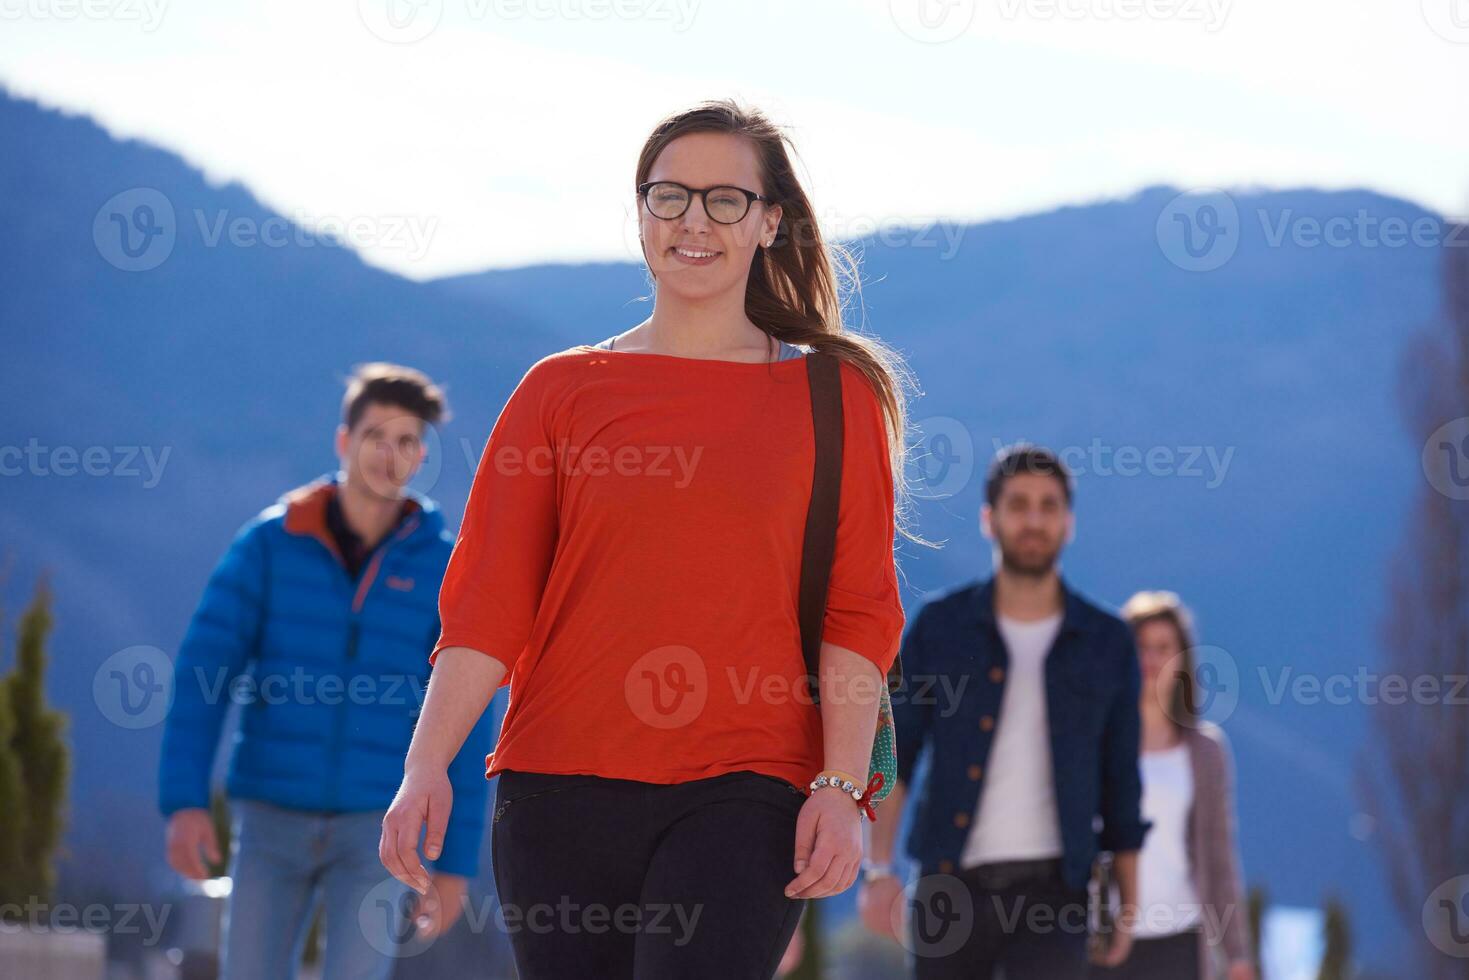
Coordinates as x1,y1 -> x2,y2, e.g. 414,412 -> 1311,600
861,444 -> 1150,978
1090,591 -> 1254,980
157,363 -> 495,980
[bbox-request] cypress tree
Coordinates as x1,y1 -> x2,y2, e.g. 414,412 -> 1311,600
0,601 -> 27,916
1318,896 -> 1352,980
2,580 -> 70,907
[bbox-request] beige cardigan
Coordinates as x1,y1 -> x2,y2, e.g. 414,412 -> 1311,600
1111,722 -> 1250,977
1181,722 -> 1252,979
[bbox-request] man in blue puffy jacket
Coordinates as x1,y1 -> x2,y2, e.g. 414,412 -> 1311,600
157,362 -> 495,980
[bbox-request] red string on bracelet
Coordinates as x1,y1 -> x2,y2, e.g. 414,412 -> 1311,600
860,773 -> 885,822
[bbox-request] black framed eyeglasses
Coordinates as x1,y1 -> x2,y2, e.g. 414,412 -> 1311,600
637,181 -> 773,225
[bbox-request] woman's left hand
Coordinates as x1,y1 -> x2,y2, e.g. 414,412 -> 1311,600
785,788 -> 864,899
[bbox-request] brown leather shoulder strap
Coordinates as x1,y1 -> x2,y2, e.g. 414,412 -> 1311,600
798,352 -> 904,703
798,352 -> 844,703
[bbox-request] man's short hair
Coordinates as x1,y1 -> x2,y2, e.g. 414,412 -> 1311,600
984,442 -> 1074,508
341,362 -> 450,431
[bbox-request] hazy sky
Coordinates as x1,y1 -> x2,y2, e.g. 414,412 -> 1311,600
3,0 -> 1465,279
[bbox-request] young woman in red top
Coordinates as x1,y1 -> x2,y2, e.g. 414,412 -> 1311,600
381,99 -> 917,979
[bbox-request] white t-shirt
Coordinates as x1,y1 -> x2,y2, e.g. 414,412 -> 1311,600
960,611 -> 1064,867
1133,743 -> 1202,937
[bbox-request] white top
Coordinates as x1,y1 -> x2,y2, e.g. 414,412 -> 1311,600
960,611 -> 1064,866
1133,743 -> 1202,937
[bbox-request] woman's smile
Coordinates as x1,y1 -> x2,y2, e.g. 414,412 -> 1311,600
670,243 -> 722,265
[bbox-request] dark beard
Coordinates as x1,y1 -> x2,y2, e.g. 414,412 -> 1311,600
999,541 -> 1059,577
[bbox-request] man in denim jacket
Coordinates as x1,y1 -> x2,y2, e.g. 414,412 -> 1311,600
861,443 -> 1150,978
157,363 -> 496,980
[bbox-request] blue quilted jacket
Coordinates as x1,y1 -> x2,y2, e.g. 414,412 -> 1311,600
157,472 -> 495,878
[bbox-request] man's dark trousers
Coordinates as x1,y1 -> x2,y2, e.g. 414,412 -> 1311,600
908,857 -> 1090,979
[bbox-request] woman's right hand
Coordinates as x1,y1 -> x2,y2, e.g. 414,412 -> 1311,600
786,788 -> 865,899
380,765 -> 454,895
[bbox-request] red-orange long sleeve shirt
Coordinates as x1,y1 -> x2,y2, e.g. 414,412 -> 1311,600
430,344 -> 905,790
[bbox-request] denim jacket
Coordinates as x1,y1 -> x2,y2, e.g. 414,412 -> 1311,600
892,576 -> 1151,890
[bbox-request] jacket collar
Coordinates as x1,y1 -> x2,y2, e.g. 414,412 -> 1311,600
281,471 -> 440,560
968,573 -> 1095,638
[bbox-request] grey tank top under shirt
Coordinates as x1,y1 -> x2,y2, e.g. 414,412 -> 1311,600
593,335 -> 806,361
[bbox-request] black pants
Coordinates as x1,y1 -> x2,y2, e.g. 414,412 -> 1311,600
909,859 -> 1091,979
1089,928 -> 1201,980
490,768 -> 808,979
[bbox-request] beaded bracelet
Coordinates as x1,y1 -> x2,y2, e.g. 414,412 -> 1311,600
808,770 -> 888,822
815,768 -> 864,790
808,771 -> 865,802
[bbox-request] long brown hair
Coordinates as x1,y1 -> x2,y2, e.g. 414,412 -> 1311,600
1121,590 -> 1202,730
634,98 -> 931,549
